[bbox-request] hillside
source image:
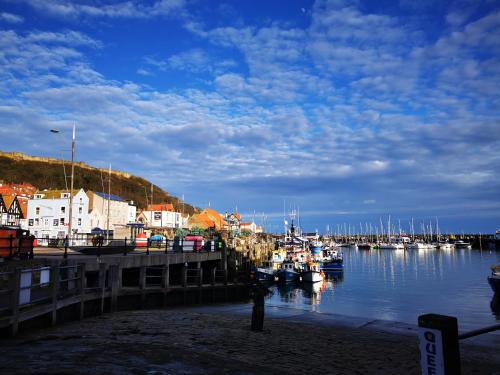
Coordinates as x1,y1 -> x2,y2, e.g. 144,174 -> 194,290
0,151 -> 198,214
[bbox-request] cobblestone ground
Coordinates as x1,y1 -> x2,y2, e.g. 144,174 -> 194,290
1,308 -> 499,374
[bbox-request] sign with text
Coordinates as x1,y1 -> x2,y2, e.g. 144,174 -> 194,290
418,327 -> 444,375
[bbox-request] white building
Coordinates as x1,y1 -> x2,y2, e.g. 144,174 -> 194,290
87,191 -> 137,236
26,189 -> 90,242
137,203 -> 187,229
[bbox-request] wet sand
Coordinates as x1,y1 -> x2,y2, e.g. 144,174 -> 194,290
1,304 -> 499,374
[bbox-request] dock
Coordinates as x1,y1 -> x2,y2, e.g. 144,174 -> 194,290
0,248 -> 250,336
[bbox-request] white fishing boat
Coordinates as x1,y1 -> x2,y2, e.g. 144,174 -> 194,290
301,262 -> 323,283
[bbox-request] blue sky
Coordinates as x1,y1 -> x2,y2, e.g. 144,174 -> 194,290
1,0 -> 499,234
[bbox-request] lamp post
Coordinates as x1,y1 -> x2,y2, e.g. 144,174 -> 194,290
50,125 -> 76,243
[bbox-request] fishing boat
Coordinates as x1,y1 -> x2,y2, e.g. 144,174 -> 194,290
320,251 -> 343,272
488,265 -> 500,293
277,260 -> 300,283
255,261 -> 276,282
301,261 -> 323,283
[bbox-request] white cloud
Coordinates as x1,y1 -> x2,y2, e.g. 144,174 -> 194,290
21,0 -> 186,19
0,12 -> 24,23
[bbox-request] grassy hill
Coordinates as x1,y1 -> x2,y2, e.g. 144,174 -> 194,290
0,151 -> 198,214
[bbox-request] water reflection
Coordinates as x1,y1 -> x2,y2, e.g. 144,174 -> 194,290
265,248 -> 500,330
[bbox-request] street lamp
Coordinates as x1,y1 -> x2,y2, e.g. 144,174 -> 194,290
50,124 -> 76,242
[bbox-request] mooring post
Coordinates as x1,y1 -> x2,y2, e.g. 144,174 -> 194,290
78,263 -> 86,320
51,266 -> 60,326
418,313 -> 460,375
109,265 -> 119,313
98,263 -> 106,314
10,268 -> 21,336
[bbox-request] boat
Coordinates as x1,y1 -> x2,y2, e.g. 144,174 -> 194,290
488,265 -> 500,293
277,260 -> 300,283
71,239 -> 134,255
378,242 -> 405,250
255,261 -> 276,282
454,240 -> 472,249
437,242 -> 454,250
301,262 -> 323,283
357,243 -> 371,250
407,242 -> 428,250
320,251 -> 343,271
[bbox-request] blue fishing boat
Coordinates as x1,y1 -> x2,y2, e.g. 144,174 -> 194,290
320,250 -> 343,272
277,260 -> 300,283
255,261 -> 276,282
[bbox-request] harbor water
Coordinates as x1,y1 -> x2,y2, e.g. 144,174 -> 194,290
267,247 -> 500,331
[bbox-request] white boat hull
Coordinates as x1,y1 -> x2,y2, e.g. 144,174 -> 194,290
302,271 -> 323,283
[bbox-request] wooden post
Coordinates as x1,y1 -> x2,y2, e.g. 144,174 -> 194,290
98,263 -> 106,314
78,263 -> 86,320
10,268 -> 21,336
109,265 -> 119,313
51,266 -> 60,326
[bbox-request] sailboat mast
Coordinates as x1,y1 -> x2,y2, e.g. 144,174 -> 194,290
107,164 -> 111,241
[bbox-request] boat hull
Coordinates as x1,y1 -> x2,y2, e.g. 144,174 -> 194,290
488,276 -> 500,294
278,269 -> 299,283
320,260 -> 343,271
302,271 -> 323,283
256,269 -> 275,282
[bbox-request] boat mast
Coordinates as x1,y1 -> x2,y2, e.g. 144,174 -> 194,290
107,164 -> 111,242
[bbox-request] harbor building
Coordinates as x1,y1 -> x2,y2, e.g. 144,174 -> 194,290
25,189 -> 90,242
87,191 -> 137,238
137,203 -> 187,230
0,194 -> 25,227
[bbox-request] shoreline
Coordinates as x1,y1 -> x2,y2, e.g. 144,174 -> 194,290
1,303 -> 499,374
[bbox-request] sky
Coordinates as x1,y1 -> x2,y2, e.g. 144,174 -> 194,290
0,0 -> 499,234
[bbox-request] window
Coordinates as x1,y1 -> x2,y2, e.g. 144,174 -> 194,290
78,218 -> 81,226
35,207 -> 40,215
60,206 -> 66,214
44,219 -> 49,227
60,218 -> 65,225
28,219 -> 34,226
79,207 -> 82,214
53,219 -> 59,226
61,193 -> 69,198
35,218 -> 39,226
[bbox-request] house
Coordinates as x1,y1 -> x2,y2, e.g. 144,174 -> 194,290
240,221 -> 263,234
25,189 -> 90,242
188,208 -> 227,231
137,203 -> 187,229
224,212 -> 241,235
0,194 -> 25,226
87,191 -> 137,238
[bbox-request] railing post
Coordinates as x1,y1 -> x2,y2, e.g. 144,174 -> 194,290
64,235 -> 68,259
10,268 -> 21,336
97,237 -> 102,258
78,263 -> 86,320
123,237 -> 128,256
146,238 -> 150,255
51,266 -> 60,326
418,314 -> 460,375
165,238 -> 168,254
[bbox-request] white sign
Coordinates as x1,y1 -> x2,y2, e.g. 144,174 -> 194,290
19,269 -> 32,305
418,327 -> 444,375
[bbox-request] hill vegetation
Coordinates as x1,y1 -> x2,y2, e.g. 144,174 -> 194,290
0,151 -> 198,214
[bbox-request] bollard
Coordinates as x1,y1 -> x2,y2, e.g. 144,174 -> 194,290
418,314 -> 460,375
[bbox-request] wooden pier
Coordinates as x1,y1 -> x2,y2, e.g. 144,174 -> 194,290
0,250 -> 250,336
